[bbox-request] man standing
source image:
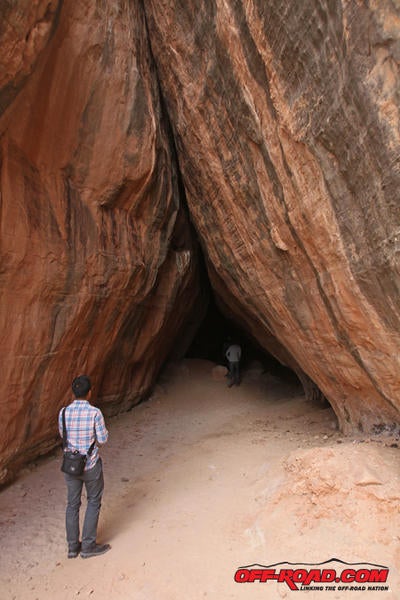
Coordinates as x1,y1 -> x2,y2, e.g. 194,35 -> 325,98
59,375 -> 110,559
225,343 -> 242,387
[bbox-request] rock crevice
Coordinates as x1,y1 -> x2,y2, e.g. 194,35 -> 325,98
0,0 -> 399,483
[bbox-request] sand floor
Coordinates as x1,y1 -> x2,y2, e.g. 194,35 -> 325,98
0,358 -> 399,600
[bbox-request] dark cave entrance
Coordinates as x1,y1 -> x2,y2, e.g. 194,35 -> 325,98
161,95 -> 301,393
185,294 -> 300,386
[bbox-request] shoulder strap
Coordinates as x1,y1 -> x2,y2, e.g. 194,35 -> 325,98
87,437 -> 96,456
62,407 -> 68,450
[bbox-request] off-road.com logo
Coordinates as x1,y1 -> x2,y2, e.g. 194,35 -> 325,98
234,559 -> 390,591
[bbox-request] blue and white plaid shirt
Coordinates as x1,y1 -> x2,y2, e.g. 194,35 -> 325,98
59,400 -> 108,471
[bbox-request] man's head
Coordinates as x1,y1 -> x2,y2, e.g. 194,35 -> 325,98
72,375 -> 92,399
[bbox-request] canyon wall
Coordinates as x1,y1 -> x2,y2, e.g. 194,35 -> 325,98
0,0 -> 201,483
0,0 -> 399,481
143,0 -> 400,431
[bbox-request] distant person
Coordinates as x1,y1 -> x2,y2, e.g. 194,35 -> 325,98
58,375 -> 110,559
225,343 -> 242,387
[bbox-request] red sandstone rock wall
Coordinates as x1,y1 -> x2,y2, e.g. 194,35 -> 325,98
0,0 -> 201,483
1,0 -> 399,482
143,0 -> 400,432
0,0 -> 62,117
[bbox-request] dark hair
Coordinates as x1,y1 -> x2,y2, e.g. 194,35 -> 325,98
72,375 -> 92,398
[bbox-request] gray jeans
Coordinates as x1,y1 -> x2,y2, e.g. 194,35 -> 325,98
64,458 -> 104,551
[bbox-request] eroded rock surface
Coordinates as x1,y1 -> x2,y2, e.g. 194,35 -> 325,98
0,0 -> 62,117
0,0 -> 201,483
0,0 -> 400,482
143,0 -> 400,432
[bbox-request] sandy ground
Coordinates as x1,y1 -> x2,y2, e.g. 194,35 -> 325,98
0,358 -> 399,600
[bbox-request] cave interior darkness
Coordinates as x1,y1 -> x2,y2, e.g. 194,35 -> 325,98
185,294 -> 300,387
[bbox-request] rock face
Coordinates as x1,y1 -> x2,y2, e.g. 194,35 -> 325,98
0,0 -> 202,483
143,0 -> 400,431
0,0 -> 399,481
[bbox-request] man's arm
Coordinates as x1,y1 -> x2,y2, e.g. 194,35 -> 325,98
58,409 -> 63,438
94,409 -> 109,446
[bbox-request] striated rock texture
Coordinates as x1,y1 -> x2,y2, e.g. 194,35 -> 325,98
0,0 -> 400,482
143,0 -> 400,432
0,0 -> 63,117
0,0 -> 202,483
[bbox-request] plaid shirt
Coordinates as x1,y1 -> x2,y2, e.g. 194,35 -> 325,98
59,400 -> 108,471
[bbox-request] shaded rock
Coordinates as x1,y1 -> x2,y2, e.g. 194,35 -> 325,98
0,0 -> 202,482
0,1 -> 62,117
